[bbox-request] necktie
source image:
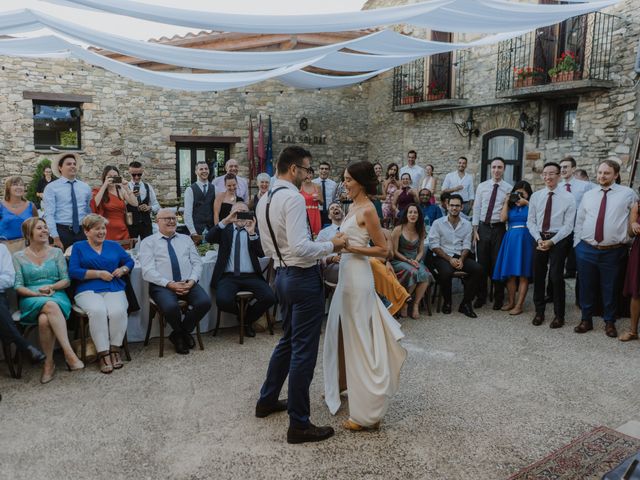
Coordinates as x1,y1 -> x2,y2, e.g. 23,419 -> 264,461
163,236 -> 182,282
202,183 -> 208,195
565,183 -> 571,193
594,189 -> 609,243
321,180 -> 327,212
484,183 -> 499,224
69,180 -> 80,234
233,227 -> 246,276
542,191 -> 554,232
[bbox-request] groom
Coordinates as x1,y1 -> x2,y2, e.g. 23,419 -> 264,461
255,146 -> 347,444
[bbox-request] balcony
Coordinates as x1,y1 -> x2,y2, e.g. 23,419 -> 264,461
495,12 -> 615,99
392,50 -> 468,112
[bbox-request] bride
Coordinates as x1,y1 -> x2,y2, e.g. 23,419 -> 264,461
323,160 -> 407,431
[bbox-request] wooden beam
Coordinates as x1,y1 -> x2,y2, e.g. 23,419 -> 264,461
22,91 -> 93,103
170,135 -> 241,144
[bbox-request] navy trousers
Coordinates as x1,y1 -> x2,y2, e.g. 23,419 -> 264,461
575,241 -> 626,324
0,294 -> 30,352
215,274 -> 275,325
149,283 -> 211,334
258,265 -> 324,429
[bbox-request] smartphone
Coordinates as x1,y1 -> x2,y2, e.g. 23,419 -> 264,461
236,211 -> 254,220
112,176 -> 123,184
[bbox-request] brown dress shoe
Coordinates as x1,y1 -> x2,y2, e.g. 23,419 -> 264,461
604,322 -> 618,338
574,320 -> 593,333
549,317 -> 565,329
532,314 -> 545,326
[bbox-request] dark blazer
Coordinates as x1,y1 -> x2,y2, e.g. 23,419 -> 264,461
206,223 -> 265,288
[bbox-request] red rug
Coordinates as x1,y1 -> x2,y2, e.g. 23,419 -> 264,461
508,426 -> 640,480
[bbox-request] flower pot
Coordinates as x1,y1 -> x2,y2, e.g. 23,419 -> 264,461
402,95 -> 420,104
427,93 -> 446,101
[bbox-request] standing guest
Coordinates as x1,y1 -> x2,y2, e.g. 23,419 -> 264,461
382,163 -> 400,228
206,202 -> 275,338
312,161 -> 337,228
334,167 -> 353,215
127,160 -> 160,240
212,159 -> 249,201
418,188 -> 443,227
575,169 -> 590,182
184,161 -> 215,236
622,200 -> 640,342
91,166 -> 138,243
527,162 -> 576,329
250,173 -> 271,211
69,215 -> 134,374
428,194 -> 482,318
213,174 -> 244,225
399,150 -> 425,190
43,152 -> 92,251
300,167 -> 322,237
13,218 -> 84,383
371,162 -> 385,220
420,164 -> 437,204
35,166 -> 56,207
0,176 -> 37,240
317,202 -> 344,284
574,160 -> 637,338
492,181 -> 535,315
391,204 -> 430,319
255,146 -> 347,445
472,157 -> 512,310
0,243 -> 46,364
441,156 -> 475,215
392,173 -> 419,219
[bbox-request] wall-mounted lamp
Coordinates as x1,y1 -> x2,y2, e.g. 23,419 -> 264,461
519,111 -> 539,135
453,109 -> 480,148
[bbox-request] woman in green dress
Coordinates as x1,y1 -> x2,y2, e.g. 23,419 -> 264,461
13,217 -> 84,383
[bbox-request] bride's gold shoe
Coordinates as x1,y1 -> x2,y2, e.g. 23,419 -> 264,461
342,419 -> 380,431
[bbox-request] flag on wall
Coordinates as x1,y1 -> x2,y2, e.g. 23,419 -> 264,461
257,115 -> 265,173
247,116 -> 255,183
266,116 -> 273,176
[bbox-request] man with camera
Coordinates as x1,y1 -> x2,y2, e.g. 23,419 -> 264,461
472,157 -> 512,310
127,161 -> 161,240
206,202 -> 275,338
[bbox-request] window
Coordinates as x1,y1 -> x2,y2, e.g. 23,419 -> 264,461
554,103 -> 577,138
33,101 -> 81,150
175,143 -> 229,196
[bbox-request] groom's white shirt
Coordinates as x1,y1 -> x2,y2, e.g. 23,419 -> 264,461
256,178 -> 333,268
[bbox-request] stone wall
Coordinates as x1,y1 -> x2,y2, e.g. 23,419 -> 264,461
0,56 -> 369,201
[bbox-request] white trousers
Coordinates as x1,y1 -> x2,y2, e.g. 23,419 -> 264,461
74,290 -> 129,352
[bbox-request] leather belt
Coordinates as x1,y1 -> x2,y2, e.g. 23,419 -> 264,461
590,243 -> 625,250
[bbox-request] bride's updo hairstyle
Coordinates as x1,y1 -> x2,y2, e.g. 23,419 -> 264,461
346,161 -> 378,196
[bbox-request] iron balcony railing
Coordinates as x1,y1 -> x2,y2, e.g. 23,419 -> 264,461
392,50 -> 466,108
496,11 -> 615,92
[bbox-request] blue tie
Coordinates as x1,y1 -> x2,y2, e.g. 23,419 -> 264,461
233,227 -> 245,276
163,236 -> 182,282
69,180 -> 80,234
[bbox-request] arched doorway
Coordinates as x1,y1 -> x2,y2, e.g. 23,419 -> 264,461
481,129 -> 524,184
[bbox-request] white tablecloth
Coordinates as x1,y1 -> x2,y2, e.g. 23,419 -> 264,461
126,251 -> 271,342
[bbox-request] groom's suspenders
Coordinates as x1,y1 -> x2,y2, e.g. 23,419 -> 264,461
266,187 -> 288,268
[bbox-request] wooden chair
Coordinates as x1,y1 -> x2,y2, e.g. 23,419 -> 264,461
214,291 -> 273,345
71,304 -> 131,363
419,285 -> 433,316
145,299 -> 203,357
431,271 -> 469,313
2,311 -> 38,379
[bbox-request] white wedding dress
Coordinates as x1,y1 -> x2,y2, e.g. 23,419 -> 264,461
323,214 -> 407,426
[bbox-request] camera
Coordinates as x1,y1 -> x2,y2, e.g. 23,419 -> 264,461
509,192 -> 521,203
111,176 -> 123,184
236,211 -> 254,220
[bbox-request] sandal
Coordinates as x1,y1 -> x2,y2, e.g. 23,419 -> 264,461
98,353 -> 113,374
110,349 -> 123,369
619,331 -> 639,342
342,418 -> 380,431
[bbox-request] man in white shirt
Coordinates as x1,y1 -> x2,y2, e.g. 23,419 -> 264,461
212,158 -> 249,201
317,202 -> 344,284
441,156 -> 475,215
254,146 -> 346,445
183,162 -> 215,235
573,160 -> 638,338
526,162 -> 576,329
427,194 -> 483,318
399,150 -> 425,191
140,208 -> 212,354
312,161 -> 338,228
472,157 -> 512,310
127,160 -> 161,240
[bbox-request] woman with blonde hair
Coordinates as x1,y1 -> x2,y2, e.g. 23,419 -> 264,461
0,176 -> 37,241
13,217 -> 84,383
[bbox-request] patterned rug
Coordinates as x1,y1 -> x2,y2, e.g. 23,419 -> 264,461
508,426 -> 640,480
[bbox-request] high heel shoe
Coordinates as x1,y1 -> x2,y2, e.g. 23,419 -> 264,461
65,359 -> 85,371
26,345 -> 46,364
40,365 -> 56,384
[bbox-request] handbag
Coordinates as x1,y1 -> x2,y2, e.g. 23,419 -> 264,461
125,211 -> 134,226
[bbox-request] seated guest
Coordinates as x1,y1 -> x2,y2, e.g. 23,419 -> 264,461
418,188 -> 442,226
371,229 -> 410,317
69,214 -> 134,374
205,202 -> 275,338
212,158 -> 249,200
317,202 -> 344,284
0,176 -> 37,241
492,181 -> 535,315
427,194 -> 483,318
0,243 -> 45,363
438,192 -> 470,221
140,208 -> 211,354
213,173 -> 244,225
391,204 -> 431,319
251,173 -> 271,211
13,218 -> 84,383
91,166 -> 138,242
392,173 -> 419,219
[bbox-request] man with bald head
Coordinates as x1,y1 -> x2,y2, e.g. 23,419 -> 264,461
213,159 -> 249,200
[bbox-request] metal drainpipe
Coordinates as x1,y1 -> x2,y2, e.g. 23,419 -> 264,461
636,39 -> 640,74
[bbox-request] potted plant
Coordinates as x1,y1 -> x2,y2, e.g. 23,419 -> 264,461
427,81 -> 446,101
402,86 -> 422,104
513,66 -> 545,88
548,50 -> 581,83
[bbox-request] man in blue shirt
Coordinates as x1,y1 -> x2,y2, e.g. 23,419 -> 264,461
43,153 -> 92,251
418,188 -> 443,226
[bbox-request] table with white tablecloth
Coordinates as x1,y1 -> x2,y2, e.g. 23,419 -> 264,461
126,250 -> 271,342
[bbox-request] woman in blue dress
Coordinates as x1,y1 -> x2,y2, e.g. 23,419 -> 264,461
492,181 -> 535,316
13,217 -> 84,383
0,176 -> 37,241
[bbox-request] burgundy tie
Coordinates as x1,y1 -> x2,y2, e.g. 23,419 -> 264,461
484,183 -> 499,224
565,183 -> 571,193
594,189 -> 609,243
542,191 -> 553,232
